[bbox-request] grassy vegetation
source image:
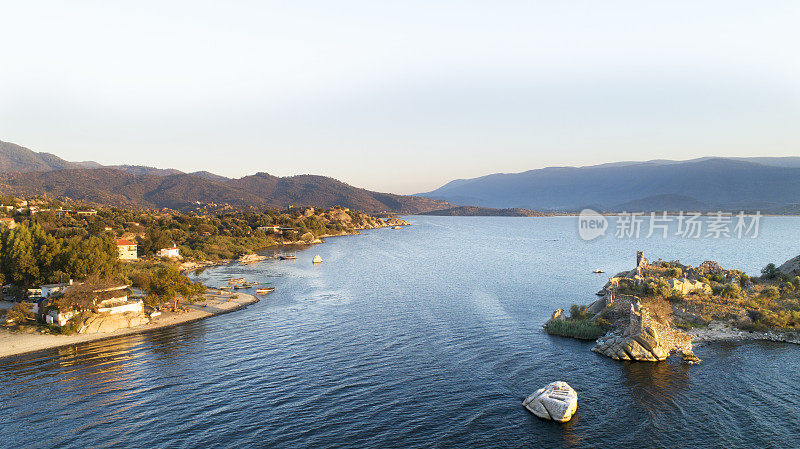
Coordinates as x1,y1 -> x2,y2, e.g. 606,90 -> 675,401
544,319 -> 607,340
544,304 -> 608,340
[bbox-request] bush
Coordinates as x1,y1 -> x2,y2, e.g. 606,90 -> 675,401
665,267 -> 682,279
569,304 -> 592,320
760,286 -> 780,300
780,282 -> 796,295
720,283 -> 741,300
738,273 -> 752,288
544,319 -> 606,340
6,303 -> 34,324
645,278 -> 672,298
761,263 -> 779,280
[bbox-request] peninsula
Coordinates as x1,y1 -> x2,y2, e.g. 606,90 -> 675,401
545,252 -> 800,363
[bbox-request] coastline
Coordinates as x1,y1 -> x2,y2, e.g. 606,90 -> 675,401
687,321 -> 800,346
1,221 -> 404,359
0,290 -> 259,360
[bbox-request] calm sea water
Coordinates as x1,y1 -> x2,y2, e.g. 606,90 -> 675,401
1,216 -> 799,448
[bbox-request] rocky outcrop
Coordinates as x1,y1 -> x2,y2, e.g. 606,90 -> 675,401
384,218 -> 411,226
668,278 -> 712,295
76,311 -> 150,334
542,309 -> 566,328
592,298 -> 699,363
238,253 -> 266,264
778,255 -> 800,276
522,381 -> 578,423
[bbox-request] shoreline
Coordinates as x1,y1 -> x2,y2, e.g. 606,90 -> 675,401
0,290 -> 259,360
180,224 -> 409,274
1,222 -> 402,359
687,321 -> 800,346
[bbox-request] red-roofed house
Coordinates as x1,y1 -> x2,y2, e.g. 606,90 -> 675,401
115,238 -> 138,260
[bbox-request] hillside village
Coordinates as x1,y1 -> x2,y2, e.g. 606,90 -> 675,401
0,193 -> 410,336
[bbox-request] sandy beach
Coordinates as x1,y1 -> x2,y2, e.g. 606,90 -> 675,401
0,290 -> 259,360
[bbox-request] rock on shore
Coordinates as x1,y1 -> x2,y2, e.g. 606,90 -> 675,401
76,311 -> 150,334
522,381 -> 578,423
591,298 -> 699,363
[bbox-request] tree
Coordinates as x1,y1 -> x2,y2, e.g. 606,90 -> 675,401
146,266 -> 205,311
1,225 -> 38,286
53,275 -> 126,313
5,303 -> 34,324
761,263 -> 780,280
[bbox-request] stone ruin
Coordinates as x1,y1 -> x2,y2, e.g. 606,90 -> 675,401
592,297 -> 699,363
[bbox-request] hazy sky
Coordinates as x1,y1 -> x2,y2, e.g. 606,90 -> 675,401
1,1 -> 798,194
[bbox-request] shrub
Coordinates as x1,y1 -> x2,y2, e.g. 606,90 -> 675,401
761,263 -> 779,280
569,304 -> 592,320
5,303 -> 34,324
645,278 -> 672,298
760,286 -> 780,300
665,267 -> 683,279
720,283 -> 741,300
738,273 -> 752,288
544,319 -> 606,340
780,282 -> 796,295
793,276 -> 800,290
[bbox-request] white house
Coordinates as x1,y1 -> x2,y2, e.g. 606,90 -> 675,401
45,283 -> 141,327
46,309 -> 77,326
96,291 -> 144,315
41,280 -> 75,298
157,246 -> 180,259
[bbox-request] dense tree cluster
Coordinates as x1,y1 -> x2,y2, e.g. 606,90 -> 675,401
0,223 -> 120,288
11,203 -> 379,261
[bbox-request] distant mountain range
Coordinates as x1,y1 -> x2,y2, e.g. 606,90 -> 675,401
420,206 -> 549,217
418,157 -> 800,213
0,140 -> 452,214
4,139 -> 800,215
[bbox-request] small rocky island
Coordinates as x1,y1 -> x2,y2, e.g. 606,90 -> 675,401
545,252 -> 800,364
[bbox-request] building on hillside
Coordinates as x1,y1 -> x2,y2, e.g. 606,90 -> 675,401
157,246 -> 180,259
257,226 -> 294,235
41,280 -> 75,298
0,217 -> 16,229
115,239 -> 138,260
46,283 -> 143,327
76,209 -> 98,216
46,309 -> 77,326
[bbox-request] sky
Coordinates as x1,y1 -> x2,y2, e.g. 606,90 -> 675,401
1,1 -> 798,194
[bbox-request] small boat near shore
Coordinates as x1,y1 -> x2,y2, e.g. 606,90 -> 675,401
227,277 -> 245,284
593,269 -> 605,274
256,287 -> 275,294
278,254 -> 297,260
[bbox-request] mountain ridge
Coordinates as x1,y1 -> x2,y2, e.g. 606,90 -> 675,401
419,157 -> 800,212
